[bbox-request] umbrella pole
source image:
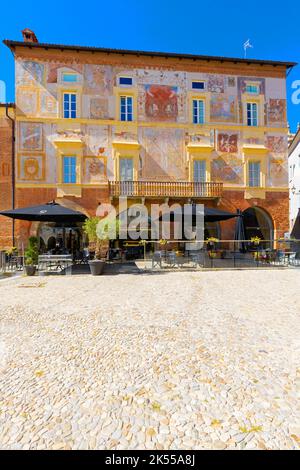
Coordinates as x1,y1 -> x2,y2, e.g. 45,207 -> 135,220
22,242 -> 24,269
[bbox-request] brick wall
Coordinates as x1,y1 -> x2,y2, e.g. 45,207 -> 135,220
0,111 -> 13,249
219,190 -> 289,240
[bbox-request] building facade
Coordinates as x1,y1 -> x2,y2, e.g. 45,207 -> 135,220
288,128 -> 300,236
1,32 -> 295,250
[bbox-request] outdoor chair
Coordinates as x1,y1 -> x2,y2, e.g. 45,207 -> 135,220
152,251 -> 163,268
190,251 -> 204,268
165,251 -> 177,268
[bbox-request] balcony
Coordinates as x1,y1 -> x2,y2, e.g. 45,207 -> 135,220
109,181 -> 223,199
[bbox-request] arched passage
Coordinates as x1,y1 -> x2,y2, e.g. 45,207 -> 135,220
243,207 -> 274,248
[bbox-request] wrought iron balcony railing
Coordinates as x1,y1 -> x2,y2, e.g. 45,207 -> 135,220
109,181 -> 223,198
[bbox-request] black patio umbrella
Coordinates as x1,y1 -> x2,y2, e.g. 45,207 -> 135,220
0,201 -> 87,223
158,205 -> 239,222
234,209 -> 247,252
203,206 -> 239,222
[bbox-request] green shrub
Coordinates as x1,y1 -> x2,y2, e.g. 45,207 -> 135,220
25,236 -> 39,266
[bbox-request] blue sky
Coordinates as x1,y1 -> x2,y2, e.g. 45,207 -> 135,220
1,0 -> 300,131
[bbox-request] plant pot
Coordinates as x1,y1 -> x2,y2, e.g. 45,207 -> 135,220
88,260 -> 105,275
24,265 -> 36,276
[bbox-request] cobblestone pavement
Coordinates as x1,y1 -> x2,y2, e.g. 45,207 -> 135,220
0,270 -> 299,450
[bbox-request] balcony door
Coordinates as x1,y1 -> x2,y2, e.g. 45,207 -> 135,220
120,158 -> 134,196
193,160 -> 206,182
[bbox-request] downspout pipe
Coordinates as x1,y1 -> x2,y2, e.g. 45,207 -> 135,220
5,103 -> 15,246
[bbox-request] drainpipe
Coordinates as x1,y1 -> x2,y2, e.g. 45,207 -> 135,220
5,104 -> 15,246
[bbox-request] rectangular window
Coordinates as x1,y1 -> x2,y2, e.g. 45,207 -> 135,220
63,156 -> 77,183
120,96 -> 133,121
62,73 -> 78,83
193,160 -> 206,183
192,81 -> 205,90
193,99 -> 205,124
247,102 -> 258,126
120,158 -> 133,181
119,77 -> 133,86
63,93 -> 77,118
246,84 -> 258,94
249,161 -> 261,187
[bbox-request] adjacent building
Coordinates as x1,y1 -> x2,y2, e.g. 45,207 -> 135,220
0,103 -> 15,248
0,30 -> 296,250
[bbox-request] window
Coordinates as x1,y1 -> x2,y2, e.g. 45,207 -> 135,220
246,84 -> 259,94
249,161 -> 261,187
119,77 -> 133,86
120,96 -> 133,121
193,99 -> 205,124
120,158 -> 133,181
63,156 -> 77,183
63,93 -> 77,118
62,73 -> 78,83
193,160 -> 206,182
192,81 -> 205,90
247,102 -> 258,126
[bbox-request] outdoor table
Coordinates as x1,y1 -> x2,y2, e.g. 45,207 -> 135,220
38,254 -> 73,274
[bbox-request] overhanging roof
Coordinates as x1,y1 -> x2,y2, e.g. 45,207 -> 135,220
3,39 -> 297,70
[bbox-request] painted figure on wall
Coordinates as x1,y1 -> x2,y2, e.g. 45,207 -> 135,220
217,133 -> 238,153
145,85 -> 178,121
208,75 -> 225,93
268,99 -> 286,125
266,135 -> 287,154
84,64 -> 113,94
211,95 -> 236,122
19,155 -> 44,181
84,157 -> 106,183
19,122 -> 43,151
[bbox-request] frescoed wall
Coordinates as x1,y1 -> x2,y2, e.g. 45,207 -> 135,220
14,53 -> 289,190
19,122 -> 44,151
140,128 -> 186,180
217,132 -> 239,153
268,99 -> 286,126
211,155 -> 243,185
210,95 -> 236,122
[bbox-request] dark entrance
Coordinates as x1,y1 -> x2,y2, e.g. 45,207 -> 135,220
243,207 -> 273,249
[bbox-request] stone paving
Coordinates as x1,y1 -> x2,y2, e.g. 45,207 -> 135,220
0,270 -> 299,450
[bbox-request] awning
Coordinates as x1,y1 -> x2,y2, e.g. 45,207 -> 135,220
0,201 -> 87,223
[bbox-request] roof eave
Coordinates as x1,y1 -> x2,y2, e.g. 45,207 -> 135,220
3,39 -> 297,70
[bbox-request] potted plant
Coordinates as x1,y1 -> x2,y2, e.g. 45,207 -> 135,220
206,237 -> 219,257
83,217 -> 119,275
250,236 -> 261,246
24,236 -> 39,276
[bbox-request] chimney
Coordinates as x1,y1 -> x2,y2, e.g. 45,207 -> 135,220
21,28 -> 38,43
